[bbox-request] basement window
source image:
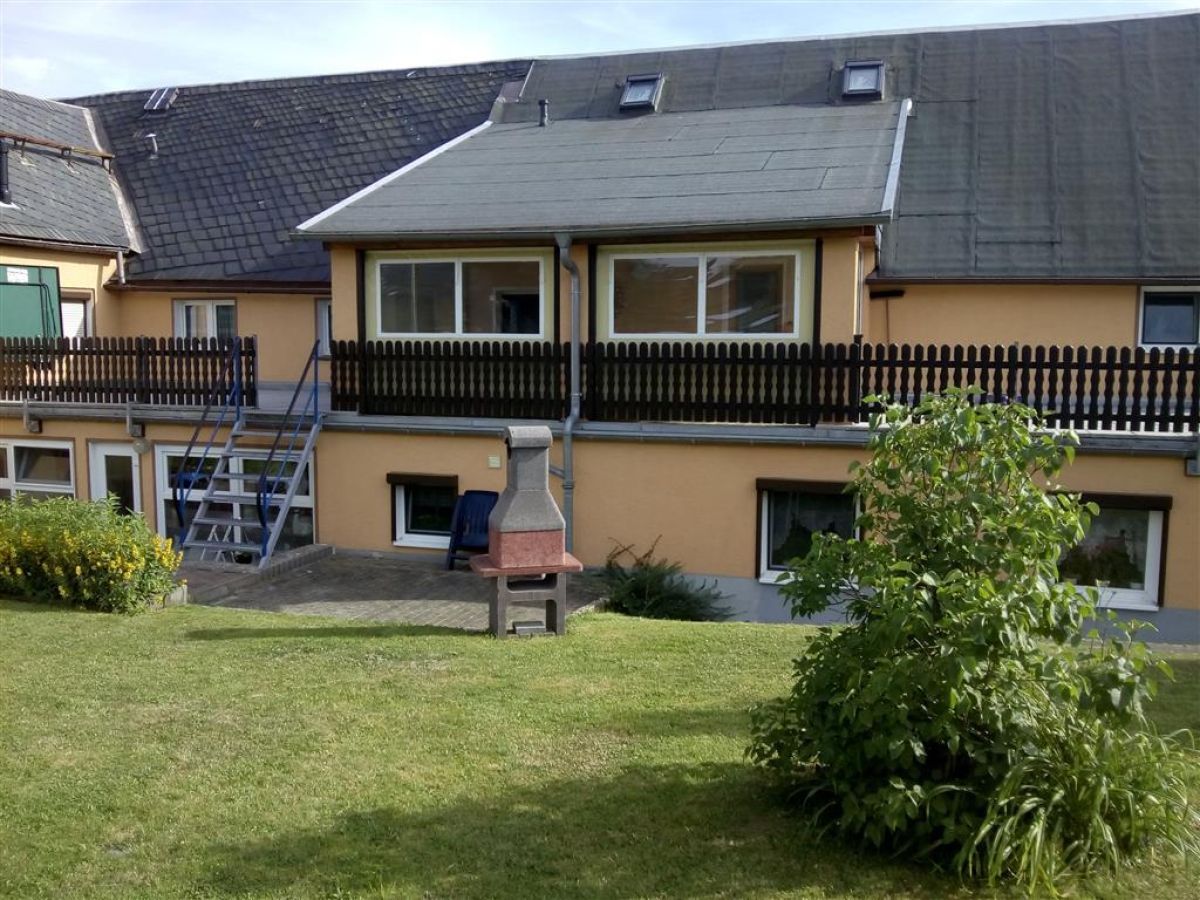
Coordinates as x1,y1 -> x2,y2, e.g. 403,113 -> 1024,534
842,60 -> 884,99
619,73 -> 663,110
1059,495 -> 1169,611
389,473 -> 458,549
757,480 -> 857,584
0,441 -> 75,502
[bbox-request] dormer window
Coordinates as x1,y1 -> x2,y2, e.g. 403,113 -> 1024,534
620,73 -> 663,111
842,60 -> 884,99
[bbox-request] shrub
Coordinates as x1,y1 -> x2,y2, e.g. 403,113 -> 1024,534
601,539 -> 731,622
0,495 -> 181,613
747,391 -> 1197,891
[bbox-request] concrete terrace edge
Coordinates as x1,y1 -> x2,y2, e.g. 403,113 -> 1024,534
4,403 -> 1196,457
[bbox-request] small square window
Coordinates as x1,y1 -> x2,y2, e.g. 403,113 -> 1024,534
1141,290 -> 1199,346
390,475 -> 458,549
620,74 -> 663,110
842,60 -> 884,99
759,484 -> 856,581
1060,503 -> 1165,611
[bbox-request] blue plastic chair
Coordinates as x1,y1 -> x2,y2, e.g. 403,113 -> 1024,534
445,490 -> 499,570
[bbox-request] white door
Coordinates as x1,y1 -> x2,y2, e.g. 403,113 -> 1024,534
89,443 -> 142,514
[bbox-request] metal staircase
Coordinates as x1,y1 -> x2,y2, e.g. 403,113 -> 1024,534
175,341 -> 322,569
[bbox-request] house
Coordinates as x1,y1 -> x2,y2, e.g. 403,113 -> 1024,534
1,13 -> 1197,638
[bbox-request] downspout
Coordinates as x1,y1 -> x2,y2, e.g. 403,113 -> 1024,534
555,233 -> 581,551
116,249 -> 126,284
0,142 -> 11,205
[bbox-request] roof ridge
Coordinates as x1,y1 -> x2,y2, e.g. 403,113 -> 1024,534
529,9 -> 1197,63
66,59 -> 531,106
0,87 -> 90,112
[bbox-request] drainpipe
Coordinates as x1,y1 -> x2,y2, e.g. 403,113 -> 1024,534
0,142 -> 11,204
116,249 -> 126,284
555,233 -> 581,551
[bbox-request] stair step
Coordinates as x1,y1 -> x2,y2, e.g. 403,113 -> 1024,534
193,514 -> 272,529
233,428 -> 283,438
208,472 -> 293,483
204,491 -> 288,505
225,447 -> 288,458
184,539 -> 263,555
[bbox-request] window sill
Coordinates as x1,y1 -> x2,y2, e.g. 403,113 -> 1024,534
759,571 -> 787,586
394,535 -> 451,550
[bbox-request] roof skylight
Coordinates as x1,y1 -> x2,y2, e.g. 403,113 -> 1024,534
144,87 -> 179,113
619,74 -> 663,111
842,61 -> 884,99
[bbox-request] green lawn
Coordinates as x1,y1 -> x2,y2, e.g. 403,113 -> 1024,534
0,601 -> 1195,899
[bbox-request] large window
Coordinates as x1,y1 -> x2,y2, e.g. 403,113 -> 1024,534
0,440 -> 75,501
174,299 -> 236,341
377,258 -> 543,338
758,480 -> 856,582
389,474 -> 458,549
1059,496 -> 1167,611
155,446 -> 314,552
609,250 -> 800,337
1140,289 -> 1199,347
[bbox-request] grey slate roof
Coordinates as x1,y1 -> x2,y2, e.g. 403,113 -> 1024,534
300,12 -> 1200,281
299,101 -> 908,237
0,90 -> 133,250
70,63 -> 530,283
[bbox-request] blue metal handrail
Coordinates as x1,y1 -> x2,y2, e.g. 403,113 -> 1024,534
255,341 -> 321,556
172,338 -> 244,542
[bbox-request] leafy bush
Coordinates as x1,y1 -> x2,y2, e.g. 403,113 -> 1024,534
601,539 -> 731,622
0,495 -> 181,613
748,391 -> 1197,891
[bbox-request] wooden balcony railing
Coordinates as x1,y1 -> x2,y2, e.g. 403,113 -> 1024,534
330,339 -> 1198,433
0,337 -> 258,407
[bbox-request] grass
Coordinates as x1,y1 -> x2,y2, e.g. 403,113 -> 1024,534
0,600 -> 1195,899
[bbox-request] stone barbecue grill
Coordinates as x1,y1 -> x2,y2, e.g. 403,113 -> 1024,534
470,426 -> 582,636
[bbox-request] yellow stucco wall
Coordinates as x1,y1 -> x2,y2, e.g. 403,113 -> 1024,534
0,244 -> 120,334
868,283 -> 1141,347
111,290 -> 327,382
6,415 -> 1194,612
309,430 -> 1198,612
0,416 -> 225,535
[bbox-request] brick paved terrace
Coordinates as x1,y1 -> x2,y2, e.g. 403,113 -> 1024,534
183,553 -> 602,632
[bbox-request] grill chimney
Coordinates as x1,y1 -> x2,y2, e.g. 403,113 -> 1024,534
145,133 -> 158,158
0,142 -> 11,205
538,99 -> 550,127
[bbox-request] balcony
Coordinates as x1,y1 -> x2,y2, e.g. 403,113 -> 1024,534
328,339 -> 1199,434
0,337 -> 258,408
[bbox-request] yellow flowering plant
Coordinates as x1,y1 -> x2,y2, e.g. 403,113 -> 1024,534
0,495 -> 181,613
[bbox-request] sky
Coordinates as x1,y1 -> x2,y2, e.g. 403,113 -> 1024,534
1,0 -> 1197,99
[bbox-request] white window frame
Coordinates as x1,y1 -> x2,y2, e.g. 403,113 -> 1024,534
1137,286 -> 1200,349
59,290 -> 94,339
607,248 -> 803,340
1065,507 -> 1164,613
0,439 -> 76,499
375,256 -> 546,340
758,486 -> 858,584
173,299 -> 237,340
315,297 -> 333,356
153,445 -> 313,538
392,483 -> 455,550
88,442 -> 142,513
